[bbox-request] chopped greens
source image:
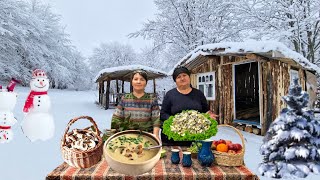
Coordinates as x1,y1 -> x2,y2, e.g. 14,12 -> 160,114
144,141 -> 151,147
162,110 -> 218,141
108,135 -> 144,151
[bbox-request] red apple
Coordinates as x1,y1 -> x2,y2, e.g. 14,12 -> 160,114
225,140 -> 232,146
217,139 -> 226,145
227,144 -> 235,150
211,143 -> 216,150
213,140 -> 219,146
233,144 -> 242,151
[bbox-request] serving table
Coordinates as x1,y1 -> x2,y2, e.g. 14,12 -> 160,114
46,146 -> 259,180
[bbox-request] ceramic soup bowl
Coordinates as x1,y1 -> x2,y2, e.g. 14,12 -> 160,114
104,130 -> 162,175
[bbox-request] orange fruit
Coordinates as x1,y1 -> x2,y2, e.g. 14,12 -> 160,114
216,143 -> 228,152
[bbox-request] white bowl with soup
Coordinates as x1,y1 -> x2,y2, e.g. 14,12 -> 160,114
104,130 -> 162,175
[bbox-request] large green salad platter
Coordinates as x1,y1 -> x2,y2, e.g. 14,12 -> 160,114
162,110 -> 218,141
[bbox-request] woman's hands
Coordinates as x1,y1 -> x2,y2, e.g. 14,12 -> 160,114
207,110 -> 219,119
153,127 -> 161,143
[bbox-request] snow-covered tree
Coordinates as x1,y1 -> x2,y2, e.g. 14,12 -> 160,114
89,42 -> 138,93
137,46 -> 174,72
130,0 -> 244,65
259,78 -> 320,178
0,0 -> 90,89
0,0 -> 29,82
235,0 -> 320,65
89,42 -> 137,73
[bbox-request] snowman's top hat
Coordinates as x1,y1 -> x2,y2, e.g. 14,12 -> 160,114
32,69 -> 47,78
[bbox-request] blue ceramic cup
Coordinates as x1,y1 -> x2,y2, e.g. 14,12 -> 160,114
171,149 -> 180,164
182,151 -> 192,167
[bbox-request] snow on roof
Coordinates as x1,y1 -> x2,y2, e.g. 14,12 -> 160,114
169,40 -> 320,75
94,64 -> 167,82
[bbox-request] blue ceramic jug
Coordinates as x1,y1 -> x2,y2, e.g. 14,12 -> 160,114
197,139 -> 214,166
171,149 -> 180,164
182,152 -> 192,167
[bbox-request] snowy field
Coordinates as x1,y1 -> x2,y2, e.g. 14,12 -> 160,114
1,86 -> 319,180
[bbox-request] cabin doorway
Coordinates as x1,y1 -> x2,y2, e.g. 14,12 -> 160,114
233,62 -> 261,127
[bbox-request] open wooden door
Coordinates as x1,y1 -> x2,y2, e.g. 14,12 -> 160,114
233,62 -> 261,127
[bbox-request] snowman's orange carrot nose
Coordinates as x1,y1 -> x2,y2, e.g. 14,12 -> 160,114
40,81 -> 44,86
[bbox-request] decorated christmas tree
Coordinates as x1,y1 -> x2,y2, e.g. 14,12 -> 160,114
259,78 -> 320,178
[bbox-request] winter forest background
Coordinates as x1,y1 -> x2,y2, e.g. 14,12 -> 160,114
1,0 -> 320,179
1,0 -> 320,91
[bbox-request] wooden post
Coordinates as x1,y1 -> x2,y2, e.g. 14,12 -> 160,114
101,81 -> 105,105
153,79 -> 156,93
116,79 -> 119,93
122,80 -> 124,93
218,56 -> 223,124
263,62 -> 273,135
258,62 -> 264,134
98,82 -> 101,104
105,80 -> 110,110
116,79 -> 119,105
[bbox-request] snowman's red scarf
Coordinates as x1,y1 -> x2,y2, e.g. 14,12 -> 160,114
23,91 -> 47,113
0,126 -> 11,130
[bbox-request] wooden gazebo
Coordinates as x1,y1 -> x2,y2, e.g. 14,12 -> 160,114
94,65 -> 167,109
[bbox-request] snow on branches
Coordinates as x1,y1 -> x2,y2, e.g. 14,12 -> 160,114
259,78 -> 320,178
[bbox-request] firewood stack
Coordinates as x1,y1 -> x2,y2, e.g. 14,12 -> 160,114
234,124 -> 261,135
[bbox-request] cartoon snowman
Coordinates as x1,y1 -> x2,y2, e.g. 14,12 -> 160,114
0,90 -> 18,143
21,69 -> 54,142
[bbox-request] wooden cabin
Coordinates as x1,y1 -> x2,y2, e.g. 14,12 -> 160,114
94,65 -> 167,110
172,41 -> 320,135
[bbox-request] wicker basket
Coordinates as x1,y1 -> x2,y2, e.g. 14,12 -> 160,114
213,124 -> 245,166
61,116 -> 103,168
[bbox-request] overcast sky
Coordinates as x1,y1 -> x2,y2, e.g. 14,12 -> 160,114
42,0 -> 157,57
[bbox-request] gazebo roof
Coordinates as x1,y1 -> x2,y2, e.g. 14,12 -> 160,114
169,41 -> 320,75
94,65 -> 167,82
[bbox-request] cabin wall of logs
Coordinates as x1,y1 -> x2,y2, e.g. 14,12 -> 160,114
188,53 -> 315,135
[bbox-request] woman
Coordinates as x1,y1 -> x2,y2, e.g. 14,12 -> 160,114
111,70 -> 161,139
160,66 -> 214,145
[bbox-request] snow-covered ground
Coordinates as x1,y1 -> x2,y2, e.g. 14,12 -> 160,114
1,87 -> 319,179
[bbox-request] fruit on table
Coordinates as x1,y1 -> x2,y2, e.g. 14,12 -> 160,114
211,143 -> 216,150
228,143 -> 242,151
212,139 -> 243,153
233,144 -> 242,151
213,139 -> 226,146
216,143 -> 228,152
225,140 -> 232,146
217,139 -> 226,145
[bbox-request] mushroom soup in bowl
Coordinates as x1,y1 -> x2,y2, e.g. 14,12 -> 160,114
104,130 -> 162,175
